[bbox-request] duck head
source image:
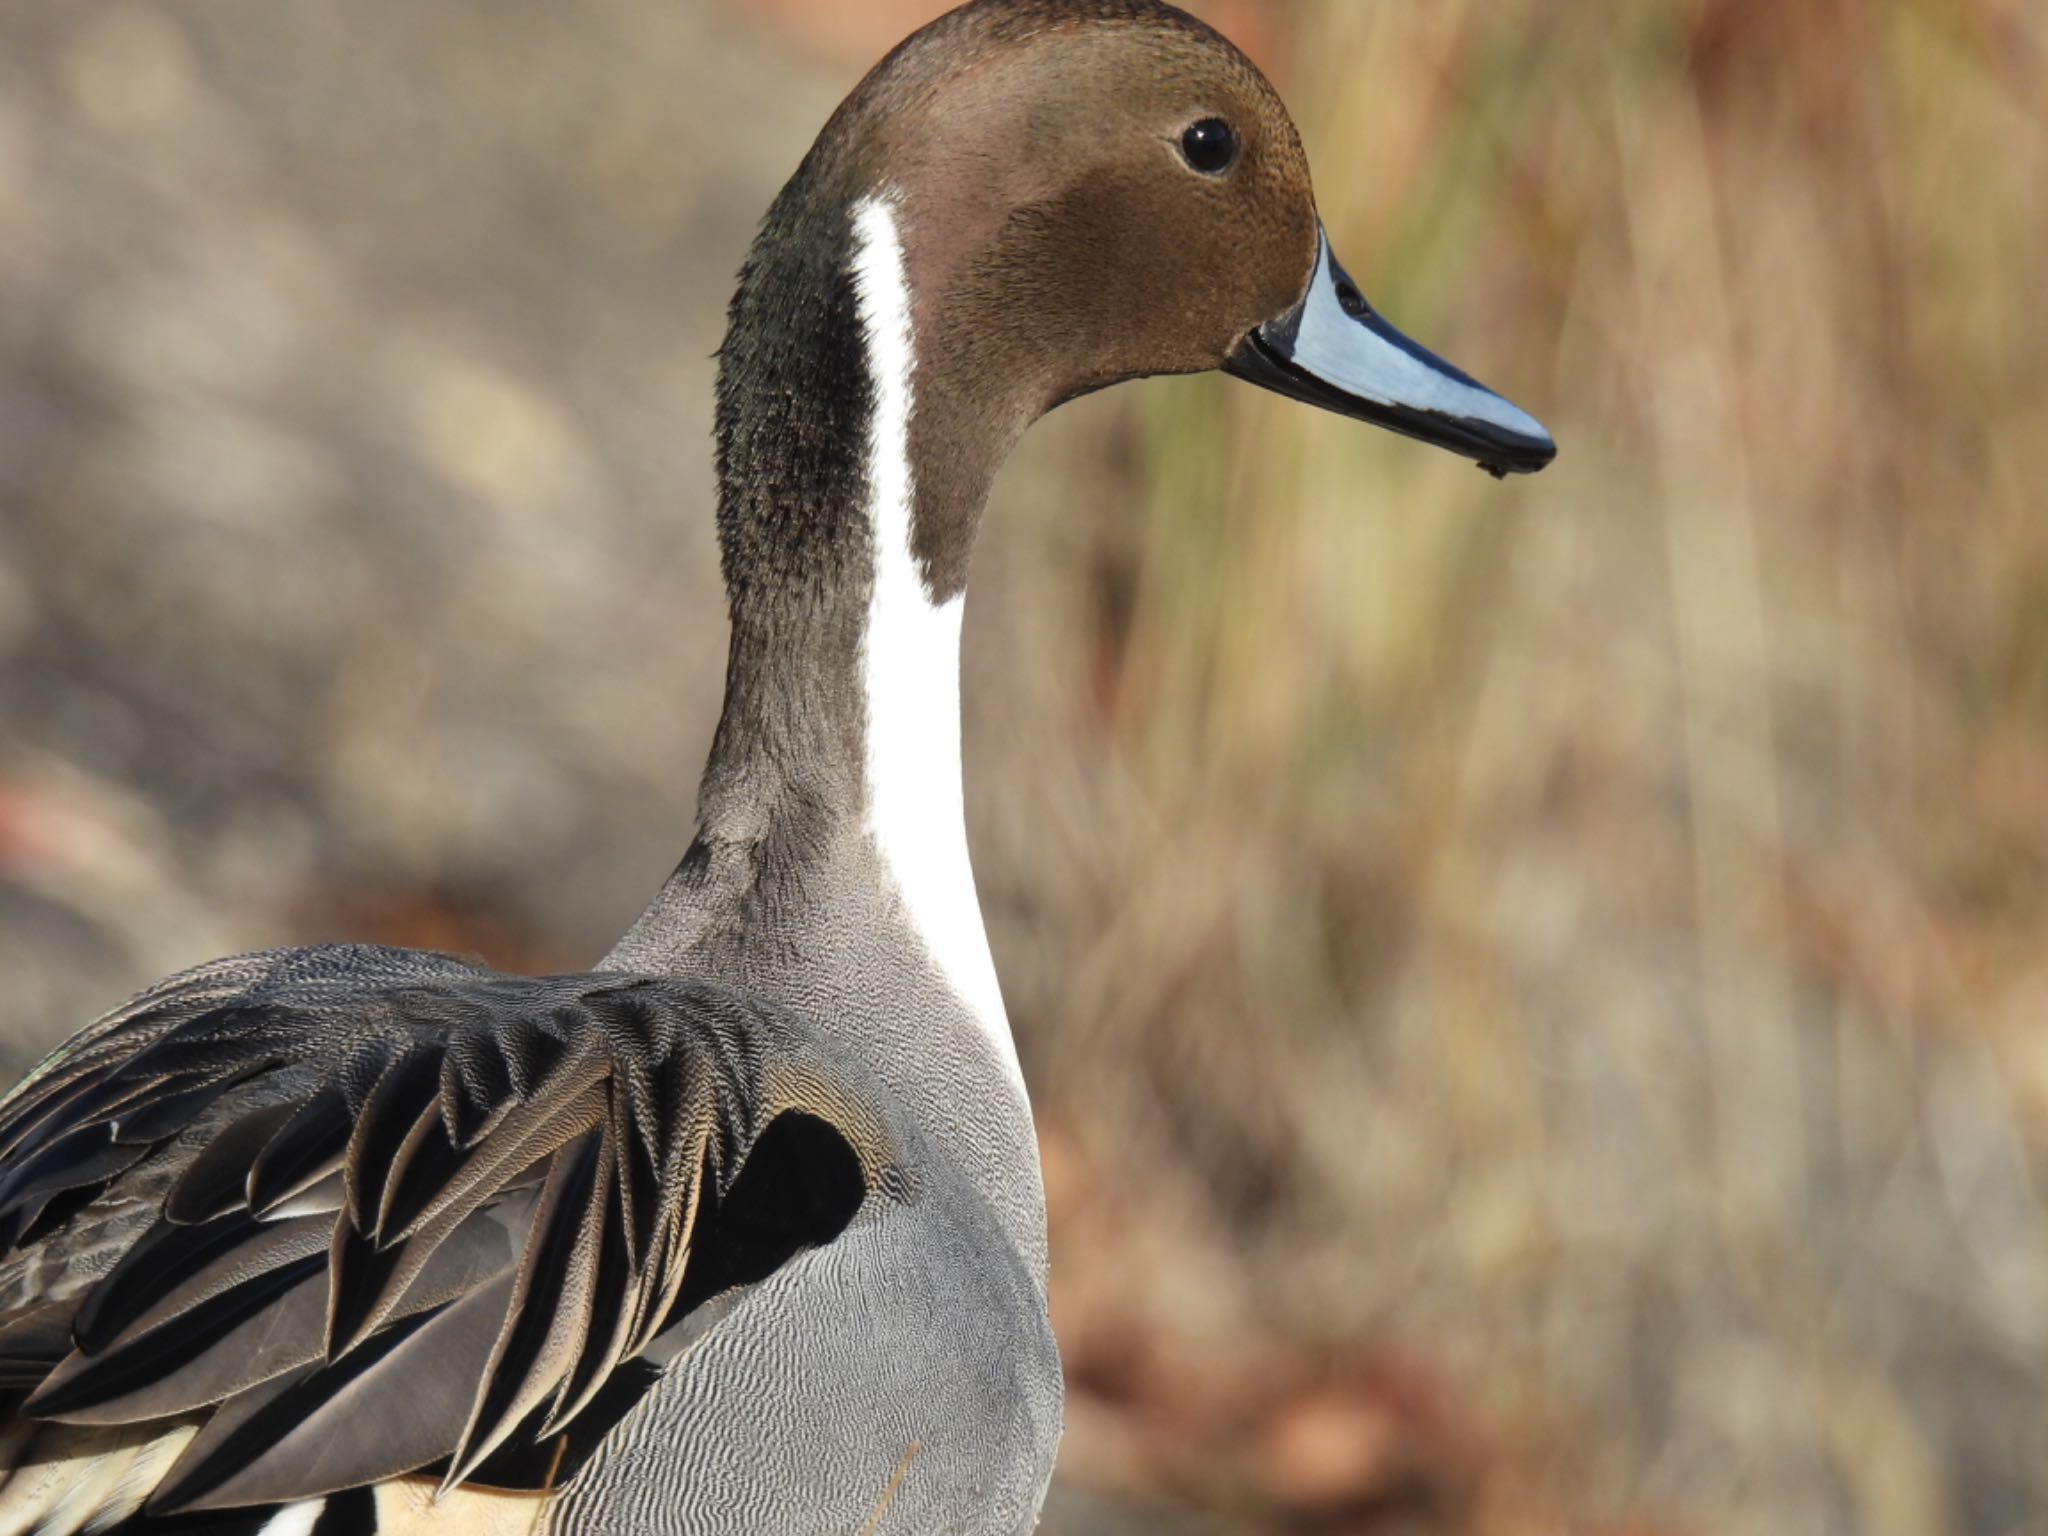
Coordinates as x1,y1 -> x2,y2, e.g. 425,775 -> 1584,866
716,0 -> 1555,601
715,0 -> 1556,626
879,1 -> 1554,457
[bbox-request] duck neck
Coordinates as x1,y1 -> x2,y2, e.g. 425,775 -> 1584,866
613,188 -> 1022,1089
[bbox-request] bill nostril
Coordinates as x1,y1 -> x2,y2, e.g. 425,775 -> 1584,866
1334,280 -> 1369,319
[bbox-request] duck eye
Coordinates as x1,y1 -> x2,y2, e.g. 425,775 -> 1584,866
1180,118 -> 1239,176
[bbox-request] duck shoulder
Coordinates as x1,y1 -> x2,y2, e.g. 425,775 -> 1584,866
0,943 -> 896,1521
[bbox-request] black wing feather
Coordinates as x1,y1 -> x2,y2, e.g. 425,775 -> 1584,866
0,944 -> 890,1516
246,1087 -> 352,1218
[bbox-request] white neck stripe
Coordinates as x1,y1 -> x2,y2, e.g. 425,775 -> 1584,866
849,196 -> 1023,1095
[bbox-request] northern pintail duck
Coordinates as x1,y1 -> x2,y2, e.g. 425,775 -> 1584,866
0,3 -> 1552,1531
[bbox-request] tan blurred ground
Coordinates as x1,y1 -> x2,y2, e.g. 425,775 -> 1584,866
1,2 -> 2045,1533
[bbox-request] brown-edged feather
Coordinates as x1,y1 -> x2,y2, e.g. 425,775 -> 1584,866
0,945 -> 889,1521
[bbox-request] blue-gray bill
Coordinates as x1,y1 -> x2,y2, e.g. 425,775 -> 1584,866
1226,227 -> 1557,479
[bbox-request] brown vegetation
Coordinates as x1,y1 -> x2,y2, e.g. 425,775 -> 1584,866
0,2 -> 2043,1532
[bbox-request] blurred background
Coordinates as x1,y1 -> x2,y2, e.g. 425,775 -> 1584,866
1,0 -> 2044,1531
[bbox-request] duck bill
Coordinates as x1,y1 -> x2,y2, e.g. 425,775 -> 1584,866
1226,226 -> 1556,478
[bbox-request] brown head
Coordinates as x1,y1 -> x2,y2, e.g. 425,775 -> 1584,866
714,0 -> 1553,609
861,3 -> 1320,401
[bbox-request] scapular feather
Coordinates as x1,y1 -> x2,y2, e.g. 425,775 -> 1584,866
108,1067 -> 267,1148
541,1165 -> 636,1437
438,1034 -> 515,1149
345,1049 -> 444,1237
0,1123 -> 149,1223
375,1096 -> 469,1246
324,1221 -> 405,1363
31,1251 -> 326,1420
76,1211 -> 258,1353
79,1211 -> 330,1355
442,1133 -> 608,1490
0,945 -> 885,1518
166,1103 -> 299,1226
246,1088 -> 352,1217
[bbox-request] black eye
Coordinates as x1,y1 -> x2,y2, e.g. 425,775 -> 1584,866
1180,118 -> 1239,175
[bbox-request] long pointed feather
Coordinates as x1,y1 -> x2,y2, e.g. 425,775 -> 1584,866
259,1169 -> 345,1222
540,1164 -> 637,1437
166,1103 -> 299,1226
109,1070 -> 258,1147
442,1134 -> 608,1491
81,1212 -> 330,1354
0,1124 -> 150,1223
246,1088 -> 351,1218
439,1032 -> 516,1149
321,1078 -> 603,1360
325,1219 -> 405,1363
33,1254 -> 328,1423
156,1284 -> 510,1513
49,1193 -> 535,1429
376,1096 -> 468,1246
77,1211 -> 266,1353
30,1251 -> 326,1419
344,1049 -> 443,1237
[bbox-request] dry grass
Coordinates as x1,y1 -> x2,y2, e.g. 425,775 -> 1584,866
1,2 -> 2044,1533
985,2 -> 2048,1532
